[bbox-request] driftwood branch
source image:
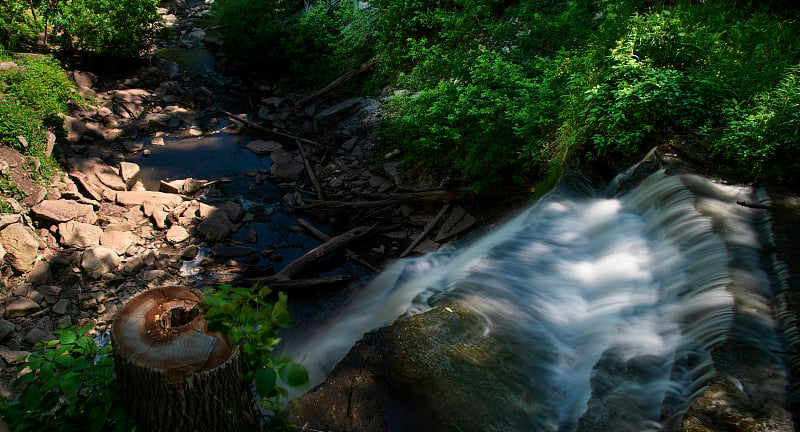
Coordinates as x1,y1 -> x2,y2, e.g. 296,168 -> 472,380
736,200 -> 773,210
297,142 -> 325,200
274,225 -> 371,280
296,58 -> 378,107
220,110 -> 321,147
298,218 -> 379,272
400,204 -> 451,258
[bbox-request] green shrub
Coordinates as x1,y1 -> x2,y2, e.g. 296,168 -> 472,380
201,284 -> 308,411
0,0 -> 41,50
54,0 -> 162,57
716,65 -> 800,182
0,325 -> 134,432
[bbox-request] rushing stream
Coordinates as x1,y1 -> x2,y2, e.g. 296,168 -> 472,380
281,168 -> 793,431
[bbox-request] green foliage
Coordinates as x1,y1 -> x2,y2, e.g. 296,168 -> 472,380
715,65 -> 800,182
0,173 -> 27,213
54,0 -> 162,57
201,284 -> 308,411
0,0 -> 41,50
0,325 -> 134,432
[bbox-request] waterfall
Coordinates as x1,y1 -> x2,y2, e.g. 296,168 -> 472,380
280,169 -> 793,431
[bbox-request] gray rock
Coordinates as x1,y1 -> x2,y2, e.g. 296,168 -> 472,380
26,260 -> 52,285
0,62 -> 20,71
0,223 -> 39,272
24,327 -> 53,346
80,246 -> 121,279
180,244 -> 199,260
245,140 -> 282,155
5,298 -> 40,318
113,191 -> 183,208
314,98 -> 364,133
123,256 -> 144,274
0,346 -> 29,363
52,299 -> 71,315
151,56 -> 180,79
270,149 -> 305,182
196,212 -> 235,243
221,200 -> 243,222
0,320 -> 15,340
58,220 -> 102,248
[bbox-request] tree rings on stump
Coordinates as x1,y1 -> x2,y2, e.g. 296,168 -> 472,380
112,286 -> 258,432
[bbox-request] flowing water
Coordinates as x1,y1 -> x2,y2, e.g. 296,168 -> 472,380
281,169 -> 793,430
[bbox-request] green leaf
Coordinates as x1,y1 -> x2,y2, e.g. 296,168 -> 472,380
272,293 -> 291,327
279,362 -> 309,387
59,377 -> 79,397
255,367 -> 277,397
18,383 -> 42,409
59,329 -> 77,345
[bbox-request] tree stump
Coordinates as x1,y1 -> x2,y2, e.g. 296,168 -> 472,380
111,286 -> 258,432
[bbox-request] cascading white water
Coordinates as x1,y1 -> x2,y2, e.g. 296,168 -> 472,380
280,169 -> 791,431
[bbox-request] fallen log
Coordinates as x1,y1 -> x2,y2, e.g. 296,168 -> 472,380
296,58 -> 378,107
274,225 -> 371,280
298,218 -> 379,272
297,143 -> 325,200
219,110 -> 321,148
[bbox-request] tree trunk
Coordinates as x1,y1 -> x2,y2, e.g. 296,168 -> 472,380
111,286 -> 259,432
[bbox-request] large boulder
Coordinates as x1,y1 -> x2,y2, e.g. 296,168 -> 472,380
80,246 -> 120,279
196,211 -> 235,243
0,223 -> 39,272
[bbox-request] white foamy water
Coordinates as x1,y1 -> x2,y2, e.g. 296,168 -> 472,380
280,169 -> 789,431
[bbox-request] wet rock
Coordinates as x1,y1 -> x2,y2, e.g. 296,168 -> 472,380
221,200 -> 243,222
0,223 -> 39,272
80,246 -> 121,279
245,140 -> 282,155
166,225 -> 190,244
100,230 -> 135,255
124,141 -> 144,153
30,199 -> 79,223
270,149 -> 305,182
26,260 -> 52,285
0,320 -> 15,340
244,228 -> 258,244
187,86 -> 213,107
58,220 -> 102,248
119,162 -> 141,188
180,244 -> 198,260
5,298 -> 41,319
151,56 -> 180,79
196,212 -> 235,243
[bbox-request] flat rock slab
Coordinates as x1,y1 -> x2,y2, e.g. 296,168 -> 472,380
100,230 -> 135,255
245,140 -> 282,155
165,225 -> 190,244
5,298 -> 41,319
68,157 -> 126,192
112,191 -> 184,208
31,199 -> 79,222
81,246 -> 121,279
58,220 -> 103,248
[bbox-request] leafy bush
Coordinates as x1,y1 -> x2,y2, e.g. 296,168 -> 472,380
54,0 -> 162,57
0,325 -> 134,432
0,0 -> 41,50
201,284 -> 308,411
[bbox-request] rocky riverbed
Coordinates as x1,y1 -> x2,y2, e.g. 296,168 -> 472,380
0,0 -> 518,397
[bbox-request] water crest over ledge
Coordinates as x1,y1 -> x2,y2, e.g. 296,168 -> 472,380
282,167 -> 797,432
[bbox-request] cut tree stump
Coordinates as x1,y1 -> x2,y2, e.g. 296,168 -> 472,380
112,286 -> 258,432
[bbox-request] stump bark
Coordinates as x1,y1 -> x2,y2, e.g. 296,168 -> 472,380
111,286 -> 258,432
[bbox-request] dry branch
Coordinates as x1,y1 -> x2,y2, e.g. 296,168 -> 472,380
297,142 -> 325,200
400,204 -> 451,258
297,189 -> 461,211
219,110 -> 321,147
274,225 -> 371,280
298,218 -> 379,272
296,58 -> 378,107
